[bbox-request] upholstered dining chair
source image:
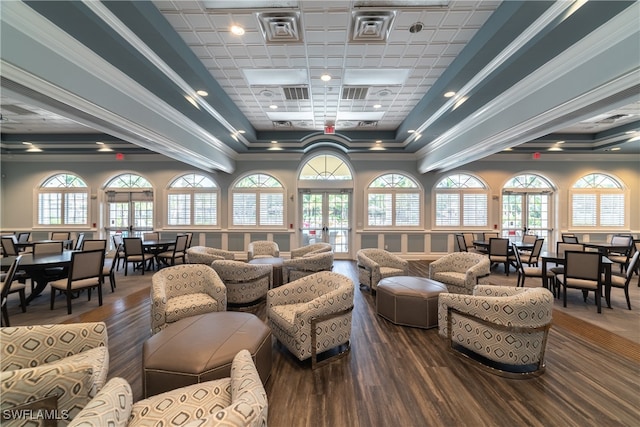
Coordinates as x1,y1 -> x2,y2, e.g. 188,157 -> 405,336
514,238 -> 544,267
150,264 -> 227,334
82,239 -> 115,292
455,234 -> 482,254
1,255 -> 26,326
561,233 -> 579,243
112,234 -> 125,271
356,248 -> 409,293
33,241 -> 67,281
123,237 -> 153,276
438,285 -> 553,378
607,234 -> 634,273
74,232 -> 86,251
247,240 -> 280,260
555,250 -> 603,313
266,271 -> 354,368
156,234 -> 188,267
1,236 -> 20,256
607,249 -> 639,310
488,238 -> 512,276
50,249 -> 105,314
511,243 -> 545,288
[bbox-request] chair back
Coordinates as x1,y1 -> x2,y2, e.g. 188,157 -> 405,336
179,232 -> 193,248
32,241 -> 63,256
562,234 -> 579,243
51,231 -> 71,240
462,233 -> 475,249
511,243 -> 524,274
74,233 -> 86,250
526,238 -> 545,263
456,234 -> 468,252
124,237 -> 144,256
174,234 -> 189,253
565,251 -> 601,281
489,238 -> 509,257
16,232 -> 31,244
1,256 -> 22,301
483,232 -> 499,240
112,234 -> 124,250
623,250 -> 640,282
68,250 -> 105,282
143,232 -> 160,241
1,236 -> 19,256
556,242 -> 584,257
611,234 -> 633,251
522,234 -> 537,245
82,239 -> 107,252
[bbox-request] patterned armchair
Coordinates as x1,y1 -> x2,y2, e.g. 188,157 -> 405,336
1,322 -> 109,425
356,248 -> 409,292
267,271 -> 354,368
186,246 -> 235,264
210,260 -> 271,306
247,240 -> 279,261
151,264 -> 227,335
429,252 -> 491,295
68,349 -> 268,427
290,243 -> 332,259
283,251 -> 334,282
438,285 -> 553,378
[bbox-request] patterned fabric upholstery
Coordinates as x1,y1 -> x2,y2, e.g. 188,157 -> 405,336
429,252 -> 491,295
1,323 -> 109,425
267,271 -> 354,362
210,260 -> 271,305
69,350 -> 267,427
186,246 -> 235,265
356,249 -> 409,291
290,243 -> 332,259
438,285 -> 553,374
247,241 -> 279,261
151,264 -> 227,335
283,251 -> 334,283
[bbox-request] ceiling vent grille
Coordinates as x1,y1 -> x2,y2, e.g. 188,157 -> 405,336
358,120 -> 378,128
257,12 -> 303,43
282,86 -> 309,100
342,86 -> 369,100
273,121 -> 293,128
351,11 -> 396,43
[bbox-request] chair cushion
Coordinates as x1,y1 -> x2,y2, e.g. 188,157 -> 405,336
165,293 -> 221,323
432,271 -> 466,287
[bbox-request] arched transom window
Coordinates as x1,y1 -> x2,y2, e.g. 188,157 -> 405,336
104,173 -> 154,232
299,154 -> 352,180
367,173 -> 421,227
232,173 -> 284,227
570,173 -> 626,227
434,173 -> 487,227
38,173 -> 88,225
167,173 -> 218,226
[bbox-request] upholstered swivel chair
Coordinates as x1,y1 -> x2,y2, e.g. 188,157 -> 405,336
210,260 -> 271,306
150,264 -> 227,334
1,322 -> 109,421
428,252 -> 490,295
266,271 -> 354,368
247,240 -> 279,260
283,250 -> 334,282
290,242 -> 332,258
438,285 -> 553,378
67,350 -> 268,427
356,248 -> 409,292
186,246 -> 236,264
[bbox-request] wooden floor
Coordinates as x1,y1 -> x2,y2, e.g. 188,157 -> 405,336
64,260 -> 639,427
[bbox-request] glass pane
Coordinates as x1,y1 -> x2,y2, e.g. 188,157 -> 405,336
572,194 -> 597,226
328,193 -> 349,253
436,174 -> 484,189
368,194 -> 392,226
108,203 -> 129,229
168,194 -> 191,225
170,173 -> 216,188
502,193 -> 522,230
65,193 -> 87,225
299,154 -> 352,180
504,174 -> 552,189
395,193 -> 420,226
301,193 -> 324,243
233,193 -> 256,225
463,193 -> 487,226
194,193 -> 217,225
42,173 -> 87,188
38,193 -> 62,224
133,201 -> 153,228
370,173 -> 418,188
527,194 -> 548,229
236,174 -> 282,188
435,193 -> 460,226
107,174 -> 152,188
260,193 -> 284,226
574,173 -> 621,189
600,194 -> 624,226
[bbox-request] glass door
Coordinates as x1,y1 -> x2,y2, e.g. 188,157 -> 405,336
502,191 -> 552,247
300,191 -> 351,258
105,191 -> 154,247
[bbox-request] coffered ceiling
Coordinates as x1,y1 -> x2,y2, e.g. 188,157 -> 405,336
1,0 -> 639,173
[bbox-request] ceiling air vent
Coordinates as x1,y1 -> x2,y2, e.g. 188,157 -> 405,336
350,10 -> 396,43
282,86 -> 309,100
257,12 -> 303,43
273,121 -> 293,128
342,86 -> 368,100
358,121 -> 378,128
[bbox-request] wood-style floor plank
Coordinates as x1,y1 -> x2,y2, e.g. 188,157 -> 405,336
58,260 -> 640,426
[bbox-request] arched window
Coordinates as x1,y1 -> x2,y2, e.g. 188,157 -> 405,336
502,173 -> 554,240
104,173 -> 154,233
434,173 -> 487,228
167,173 -> 218,226
570,173 -> 625,227
38,173 -> 88,225
232,173 -> 284,227
299,154 -> 352,180
367,173 -> 421,227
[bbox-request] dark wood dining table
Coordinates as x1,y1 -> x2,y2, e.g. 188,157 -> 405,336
1,250 -> 74,304
472,240 -> 534,252
540,251 -> 613,310
15,239 -> 74,251
582,242 -> 631,255
142,239 -> 176,269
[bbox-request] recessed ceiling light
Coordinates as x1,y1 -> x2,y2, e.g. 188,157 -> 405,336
22,141 -> 32,145
375,140 -> 382,144
196,90 -> 208,97
98,147 -> 113,152
269,104 -> 278,109
230,25 -> 245,35
610,147 -> 621,151
373,104 -> 382,109
444,91 -> 456,98
548,147 -> 563,151
556,140 -> 565,144
96,141 -> 104,145
26,146 -> 42,152
271,140 -> 278,144
503,147 -> 513,151
238,130 -> 246,134
320,74 -> 332,82
452,96 -> 468,110
185,95 -> 199,108
408,130 -> 415,133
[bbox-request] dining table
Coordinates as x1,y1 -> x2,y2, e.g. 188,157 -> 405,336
15,239 -> 74,251
582,242 -> 631,256
540,251 -> 613,309
472,240 -> 534,252
1,250 -> 74,305
142,239 -> 176,270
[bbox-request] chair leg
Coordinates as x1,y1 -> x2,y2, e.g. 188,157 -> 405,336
1,305 -> 10,327
625,288 -> 631,310
110,271 -> 116,292
98,284 -> 103,307
50,289 -> 56,310
66,293 -> 73,315
18,289 -> 26,313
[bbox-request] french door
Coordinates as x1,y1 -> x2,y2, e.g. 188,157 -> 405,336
105,191 -> 154,247
502,191 -> 552,247
300,191 -> 351,258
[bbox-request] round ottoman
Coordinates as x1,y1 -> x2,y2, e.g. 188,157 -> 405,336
143,311 -> 272,397
376,276 -> 448,329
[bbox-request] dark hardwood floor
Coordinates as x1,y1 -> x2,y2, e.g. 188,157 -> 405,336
64,260 -> 640,427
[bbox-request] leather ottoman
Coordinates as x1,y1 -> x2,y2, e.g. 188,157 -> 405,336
143,311 -> 272,397
376,276 -> 448,329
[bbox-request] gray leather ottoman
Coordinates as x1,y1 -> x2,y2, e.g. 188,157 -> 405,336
143,311 -> 272,397
376,276 -> 448,329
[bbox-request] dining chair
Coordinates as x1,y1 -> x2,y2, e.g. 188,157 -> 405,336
112,234 -> 125,271
483,232 -> 499,240
547,242 -> 586,297
16,232 -> 31,244
157,234 -> 188,267
82,239 -> 115,292
511,243 -> 544,288
488,238 -> 512,276
1,236 -> 19,256
143,232 -> 160,241
456,234 -> 468,252
179,232 -> 193,248
607,250 -> 640,310
123,237 -> 153,276
1,255 -> 27,326
50,249 -> 105,314
74,232 -> 86,250
608,234 -> 634,273
518,238 -> 544,267
522,234 -> 537,245
555,251 -> 603,313
32,241 -> 64,256
561,234 -> 579,243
